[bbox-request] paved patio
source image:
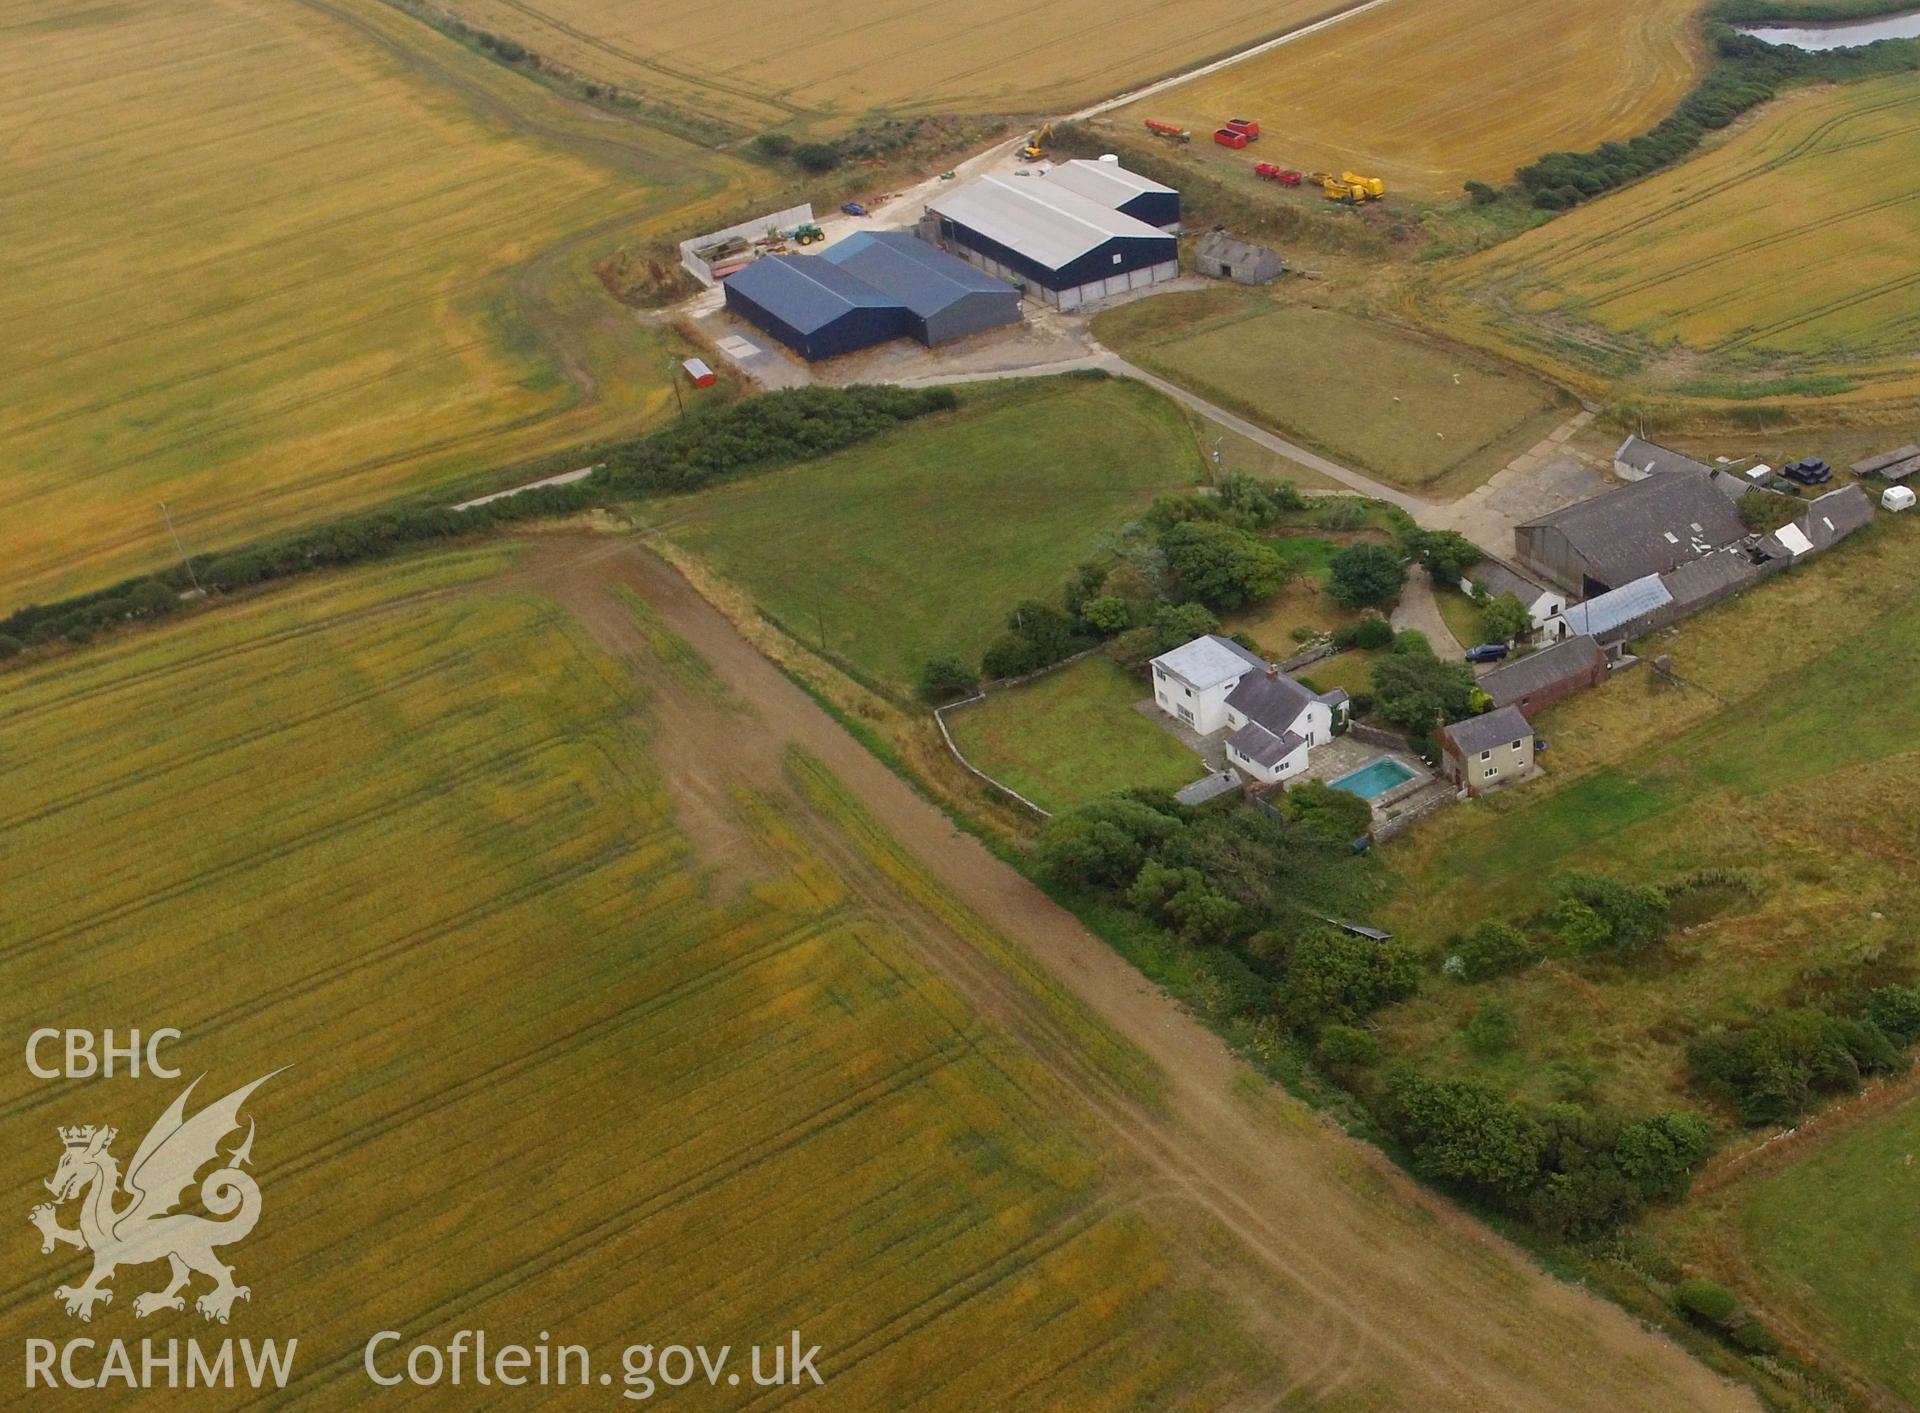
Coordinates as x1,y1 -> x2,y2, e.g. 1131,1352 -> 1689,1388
1135,697 -> 1230,771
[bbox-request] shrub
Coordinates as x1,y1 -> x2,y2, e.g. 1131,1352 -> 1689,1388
1405,529 -> 1479,583
1332,617 -> 1393,651
1283,779 -> 1373,845
1313,498 -> 1369,531
1160,520 -> 1286,609
792,141 -> 841,172
917,656 -> 979,703
0,634 -> 23,659
1728,1321 -> 1778,1356
750,132 -> 795,160
1079,594 -> 1131,635
1369,649 -> 1475,731
1276,931 -> 1419,1033
1479,592 -> 1531,644
1327,542 -> 1405,607
1384,1073 -> 1546,1197
1315,1024 -> 1381,1078
1451,921 -> 1537,981
1553,872 -> 1670,952
1036,798 -> 1183,889
1463,998 -> 1517,1056
1673,1279 -> 1740,1326
1464,179 -> 1500,205
1863,984 -> 1920,1046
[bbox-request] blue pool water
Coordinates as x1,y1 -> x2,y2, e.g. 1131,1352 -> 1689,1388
1329,757 -> 1416,800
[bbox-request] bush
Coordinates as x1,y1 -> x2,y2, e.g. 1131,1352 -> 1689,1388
1327,542 -> 1406,607
1450,921 -> 1538,982
1673,1279 -> 1740,1326
1160,520 -> 1287,609
1079,594 -> 1131,635
1315,1023 -> 1381,1077
1685,1006 -> 1903,1125
1313,498 -> 1369,531
792,142 -> 842,173
1283,779 -> 1373,845
0,634 -> 23,659
1479,592 -> 1531,644
750,132 -> 795,160
1463,998 -> 1517,1056
1036,799 -> 1183,889
1464,179 -> 1500,205
1863,984 -> 1920,1046
917,656 -> 979,703
1728,1321 -> 1778,1356
1275,931 -> 1419,1034
1385,1073 -> 1546,1197
1332,617 -> 1393,651
1368,650 -> 1475,731
1553,872 -> 1670,952
1405,529 -> 1479,583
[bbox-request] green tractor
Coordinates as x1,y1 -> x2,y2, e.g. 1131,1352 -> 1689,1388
787,223 -> 825,246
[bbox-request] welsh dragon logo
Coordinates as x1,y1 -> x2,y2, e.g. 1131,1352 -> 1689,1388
29,1072 -> 280,1323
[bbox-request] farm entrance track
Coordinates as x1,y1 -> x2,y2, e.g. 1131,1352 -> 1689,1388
531,535 -> 1757,1412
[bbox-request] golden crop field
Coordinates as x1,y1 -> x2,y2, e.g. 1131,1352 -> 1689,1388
1106,0 -> 1703,196
0,0 -> 751,608
1425,75 -> 1920,406
0,544 -> 1284,1406
439,0 -> 1337,129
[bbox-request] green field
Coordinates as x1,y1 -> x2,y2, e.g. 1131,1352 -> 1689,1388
1379,515 -> 1920,1115
1427,74 -> 1920,410
1094,290 -> 1568,494
0,544 -> 1286,1405
1732,1098 -> 1920,1402
0,0 -> 749,607
948,655 -> 1207,813
647,377 -> 1204,688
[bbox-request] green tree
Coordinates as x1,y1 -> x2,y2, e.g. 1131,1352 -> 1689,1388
1036,799 -> 1182,889
1463,998 -> 1517,1056
1479,592 -> 1532,644
1079,594 -> 1131,636
1385,1073 -> 1546,1196
917,656 -> 979,703
1276,931 -> 1419,1033
1327,542 -> 1406,607
1368,651 -> 1475,731
1406,529 -> 1480,584
1160,521 -> 1286,610
1284,779 -> 1373,845
1450,921 -> 1538,981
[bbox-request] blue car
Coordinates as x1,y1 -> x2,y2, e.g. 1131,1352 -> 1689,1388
841,202 -> 867,217
1464,643 -> 1511,663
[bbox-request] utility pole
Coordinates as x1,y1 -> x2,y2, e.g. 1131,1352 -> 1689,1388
668,357 -> 685,417
158,501 -> 202,596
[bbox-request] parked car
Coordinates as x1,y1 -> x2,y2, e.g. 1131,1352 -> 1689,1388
841,201 -> 867,216
1464,643 -> 1511,663
1783,458 -> 1832,485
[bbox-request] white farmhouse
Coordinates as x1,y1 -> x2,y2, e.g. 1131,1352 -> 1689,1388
1150,635 -> 1348,785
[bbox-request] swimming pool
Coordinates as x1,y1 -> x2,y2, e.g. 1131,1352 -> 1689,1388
1328,757 -> 1416,800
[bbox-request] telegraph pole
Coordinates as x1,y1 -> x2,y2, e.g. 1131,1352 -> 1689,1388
158,501 -> 202,596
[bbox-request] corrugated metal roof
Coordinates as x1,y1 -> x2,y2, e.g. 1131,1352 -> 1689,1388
930,175 -> 1171,270
1152,634 -> 1265,689
819,232 -> 1013,317
1040,159 -> 1176,211
723,256 -> 896,334
1561,575 -> 1672,638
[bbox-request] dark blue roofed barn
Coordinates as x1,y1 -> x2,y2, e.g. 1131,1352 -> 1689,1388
819,232 -> 1021,346
721,256 -> 906,362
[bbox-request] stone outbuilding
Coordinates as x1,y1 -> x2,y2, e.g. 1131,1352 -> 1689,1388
1192,231 -> 1285,285
1478,635 -> 1609,716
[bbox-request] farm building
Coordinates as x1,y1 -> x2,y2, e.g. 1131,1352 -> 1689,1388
1437,707 -> 1535,797
1148,634 -> 1347,786
1479,635 -> 1608,716
818,232 -> 1021,346
1462,558 -> 1566,638
722,256 -> 906,361
1791,484 -> 1875,554
1613,435 -> 1711,482
1851,444 -> 1920,482
1038,158 -> 1182,229
1193,232 -> 1285,285
925,174 -> 1180,311
1559,574 -> 1674,643
1514,471 -> 1747,595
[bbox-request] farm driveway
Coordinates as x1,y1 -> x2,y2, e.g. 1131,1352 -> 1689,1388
1391,571 -> 1467,659
531,535 -> 1756,1413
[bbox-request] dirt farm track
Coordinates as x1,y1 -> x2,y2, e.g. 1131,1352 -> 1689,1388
556,536 -> 1757,1413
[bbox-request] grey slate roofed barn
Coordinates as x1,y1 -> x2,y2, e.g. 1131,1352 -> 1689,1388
1660,547 -> 1768,610
1615,436 -> 1712,479
1796,484 -> 1875,550
1467,558 -> 1550,605
1479,635 -> 1606,708
1519,473 -> 1746,586
1440,705 -> 1531,758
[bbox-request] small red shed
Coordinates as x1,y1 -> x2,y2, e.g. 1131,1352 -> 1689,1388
682,357 -> 716,388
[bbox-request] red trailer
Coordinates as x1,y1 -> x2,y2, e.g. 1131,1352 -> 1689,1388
1213,128 -> 1249,149
1224,118 -> 1261,141
1253,163 -> 1302,187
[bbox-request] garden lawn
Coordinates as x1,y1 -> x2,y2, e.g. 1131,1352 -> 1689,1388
1094,290 -> 1567,494
1434,584 -> 1486,649
948,655 -> 1207,813
653,377 -> 1203,689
